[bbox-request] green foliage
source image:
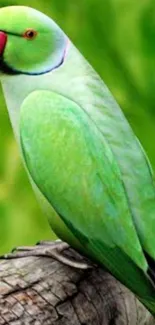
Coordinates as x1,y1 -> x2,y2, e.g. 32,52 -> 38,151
0,0 -> 155,254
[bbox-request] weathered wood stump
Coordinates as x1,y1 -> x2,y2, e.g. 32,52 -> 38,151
0,246 -> 154,325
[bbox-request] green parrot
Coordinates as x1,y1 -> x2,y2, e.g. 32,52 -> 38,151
0,5 -> 155,315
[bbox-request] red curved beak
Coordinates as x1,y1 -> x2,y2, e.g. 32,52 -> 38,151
0,32 -> 7,56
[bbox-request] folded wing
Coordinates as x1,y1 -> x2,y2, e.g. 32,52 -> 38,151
20,90 -> 155,313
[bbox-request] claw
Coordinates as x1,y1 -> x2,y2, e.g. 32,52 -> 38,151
1,251 -> 34,259
0,241 -> 92,270
37,239 -> 62,246
12,246 -> 39,252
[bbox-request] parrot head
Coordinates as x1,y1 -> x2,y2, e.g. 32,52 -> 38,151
0,6 -> 67,75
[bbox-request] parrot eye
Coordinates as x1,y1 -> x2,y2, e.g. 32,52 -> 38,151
23,29 -> 37,40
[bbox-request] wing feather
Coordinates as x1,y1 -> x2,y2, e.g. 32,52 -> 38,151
20,90 -> 155,309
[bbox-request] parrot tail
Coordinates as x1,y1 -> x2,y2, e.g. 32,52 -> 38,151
145,252 -> 155,284
138,251 -> 155,315
86,241 -> 155,316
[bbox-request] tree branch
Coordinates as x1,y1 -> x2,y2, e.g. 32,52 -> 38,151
0,246 -> 154,325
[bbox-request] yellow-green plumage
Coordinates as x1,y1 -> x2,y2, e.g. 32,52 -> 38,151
1,5 -> 155,315
19,89 -> 155,313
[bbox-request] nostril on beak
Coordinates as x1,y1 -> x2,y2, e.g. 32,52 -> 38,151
0,31 -> 7,56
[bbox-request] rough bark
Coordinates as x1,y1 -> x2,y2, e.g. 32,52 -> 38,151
0,246 -> 154,325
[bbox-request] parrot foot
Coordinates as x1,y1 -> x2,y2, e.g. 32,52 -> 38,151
2,240 -> 91,270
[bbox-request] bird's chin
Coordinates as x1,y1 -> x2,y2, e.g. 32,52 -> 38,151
0,51 -> 65,76
0,57 -> 20,75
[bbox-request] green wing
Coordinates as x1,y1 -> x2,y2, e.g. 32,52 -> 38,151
20,90 -> 155,312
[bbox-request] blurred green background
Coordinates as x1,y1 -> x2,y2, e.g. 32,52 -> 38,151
1,0 -> 155,254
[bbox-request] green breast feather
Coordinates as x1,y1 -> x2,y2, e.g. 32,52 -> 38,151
20,89 -> 155,313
